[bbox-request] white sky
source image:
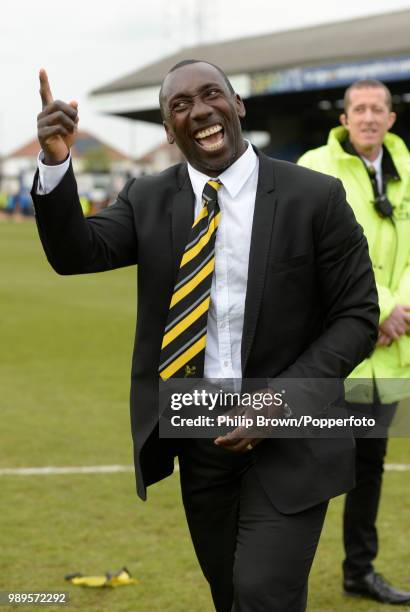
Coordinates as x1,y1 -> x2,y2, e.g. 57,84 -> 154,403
1,0 -> 410,158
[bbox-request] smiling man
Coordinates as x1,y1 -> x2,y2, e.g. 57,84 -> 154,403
159,61 -> 246,175
32,61 -> 379,611
299,80 -> 410,606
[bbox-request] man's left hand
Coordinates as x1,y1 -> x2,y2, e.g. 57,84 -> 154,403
379,304 -> 410,342
214,388 -> 280,453
214,430 -> 262,453
377,330 -> 393,347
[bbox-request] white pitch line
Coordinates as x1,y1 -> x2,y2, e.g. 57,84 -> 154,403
385,463 -> 410,471
0,465 -> 134,476
0,463 -> 406,476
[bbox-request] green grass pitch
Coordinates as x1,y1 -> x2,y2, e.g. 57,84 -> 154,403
0,220 -> 409,611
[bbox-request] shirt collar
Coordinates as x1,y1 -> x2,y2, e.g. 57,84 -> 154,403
187,141 -> 257,200
361,148 -> 383,174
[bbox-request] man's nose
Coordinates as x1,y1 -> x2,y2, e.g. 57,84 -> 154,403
363,108 -> 375,121
191,97 -> 212,120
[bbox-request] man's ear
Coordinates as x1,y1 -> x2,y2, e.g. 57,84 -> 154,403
340,113 -> 348,127
235,94 -> 246,119
387,111 -> 397,131
163,121 -> 175,144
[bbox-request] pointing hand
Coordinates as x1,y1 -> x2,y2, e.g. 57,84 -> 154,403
37,69 -> 79,165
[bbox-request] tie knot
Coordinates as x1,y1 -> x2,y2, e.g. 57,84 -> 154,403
208,179 -> 222,190
202,179 -> 222,204
367,165 -> 376,178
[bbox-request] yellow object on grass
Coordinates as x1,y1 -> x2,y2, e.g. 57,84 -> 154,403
65,566 -> 137,587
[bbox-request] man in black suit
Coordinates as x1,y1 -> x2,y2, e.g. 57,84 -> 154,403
33,60 -> 378,611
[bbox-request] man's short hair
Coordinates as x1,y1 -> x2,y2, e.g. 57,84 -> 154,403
159,59 -> 235,118
344,79 -> 392,112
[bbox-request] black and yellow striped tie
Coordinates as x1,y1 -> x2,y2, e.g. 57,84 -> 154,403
159,179 -> 222,380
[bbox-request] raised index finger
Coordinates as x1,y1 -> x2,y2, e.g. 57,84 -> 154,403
39,68 -> 54,109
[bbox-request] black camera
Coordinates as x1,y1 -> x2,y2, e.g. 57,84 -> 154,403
374,194 -> 394,219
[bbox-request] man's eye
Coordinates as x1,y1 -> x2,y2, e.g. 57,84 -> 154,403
207,90 -> 219,97
173,101 -> 189,111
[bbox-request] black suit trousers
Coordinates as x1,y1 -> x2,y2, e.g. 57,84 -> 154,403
178,439 -> 328,612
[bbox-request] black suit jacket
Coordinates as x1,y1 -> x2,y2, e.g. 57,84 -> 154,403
32,148 -> 379,513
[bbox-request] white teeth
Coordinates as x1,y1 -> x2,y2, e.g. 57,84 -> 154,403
195,124 -> 223,139
202,139 -> 224,151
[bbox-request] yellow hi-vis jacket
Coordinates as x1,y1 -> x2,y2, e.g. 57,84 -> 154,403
299,126 -> 410,402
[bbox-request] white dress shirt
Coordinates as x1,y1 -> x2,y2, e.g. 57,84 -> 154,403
37,143 -> 259,380
187,143 -> 258,379
37,152 -> 70,195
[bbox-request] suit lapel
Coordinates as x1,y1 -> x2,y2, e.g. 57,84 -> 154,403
171,164 -> 195,281
241,151 -> 277,372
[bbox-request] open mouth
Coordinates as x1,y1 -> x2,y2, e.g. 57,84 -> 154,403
194,124 -> 225,151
